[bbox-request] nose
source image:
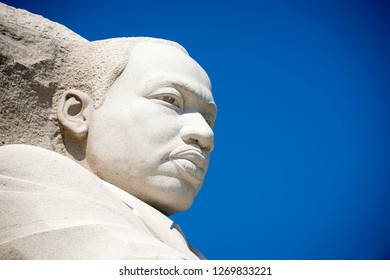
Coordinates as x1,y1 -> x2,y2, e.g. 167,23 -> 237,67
180,113 -> 214,153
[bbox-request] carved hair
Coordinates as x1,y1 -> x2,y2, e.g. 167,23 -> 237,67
62,37 -> 188,109
0,4 -> 188,151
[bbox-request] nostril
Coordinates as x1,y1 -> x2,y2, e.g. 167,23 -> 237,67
188,137 -> 199,144
188,137 -> 210,152
180,125 -> 214,153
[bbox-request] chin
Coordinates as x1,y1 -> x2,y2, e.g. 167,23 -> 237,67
153,188 -> 197,216
107,174 -> 200,216
153,198 -> 194,216
144,176 -> 200,216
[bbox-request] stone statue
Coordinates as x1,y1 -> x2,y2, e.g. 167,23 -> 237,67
0,3 -> 216,259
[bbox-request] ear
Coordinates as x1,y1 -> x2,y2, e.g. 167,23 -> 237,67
57,89 -> 94,139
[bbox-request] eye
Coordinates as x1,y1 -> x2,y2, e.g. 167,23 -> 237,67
157,95 -> 181,108
148,87 -> 184,111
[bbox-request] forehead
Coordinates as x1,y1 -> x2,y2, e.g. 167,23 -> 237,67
126,42 -> 214,103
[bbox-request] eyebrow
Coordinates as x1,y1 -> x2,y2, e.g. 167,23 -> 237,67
173,82 -> 217,115
142,76 -> 217,116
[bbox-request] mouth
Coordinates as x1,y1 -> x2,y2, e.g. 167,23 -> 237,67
169,145 -> 209,184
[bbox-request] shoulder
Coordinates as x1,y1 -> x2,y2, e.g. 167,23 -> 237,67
0,144 -> 193,259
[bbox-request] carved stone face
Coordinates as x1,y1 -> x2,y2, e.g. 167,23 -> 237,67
85,42 -> 217,215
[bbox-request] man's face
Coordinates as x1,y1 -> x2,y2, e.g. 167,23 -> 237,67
85,42 -> 216,215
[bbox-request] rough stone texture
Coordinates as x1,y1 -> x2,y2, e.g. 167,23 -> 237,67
0,2 -> 86,150
0,2 -> 215,259
0,3 -> 189,152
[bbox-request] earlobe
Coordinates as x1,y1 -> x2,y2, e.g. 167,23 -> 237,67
57,89 -> 93,139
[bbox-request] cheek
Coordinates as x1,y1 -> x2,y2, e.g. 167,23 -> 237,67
86,106 -> 134,167
129,101 -> 183,143
91,106 -> 182,164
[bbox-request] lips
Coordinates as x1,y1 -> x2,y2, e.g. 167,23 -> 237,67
169,145 -> 209,184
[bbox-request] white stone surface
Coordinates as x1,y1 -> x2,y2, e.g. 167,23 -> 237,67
0,144 -> 203,259
0,3 -> 215,259
0,2 -> 86,150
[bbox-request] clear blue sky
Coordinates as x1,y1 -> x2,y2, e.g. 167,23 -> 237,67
4,0 -> 390,259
